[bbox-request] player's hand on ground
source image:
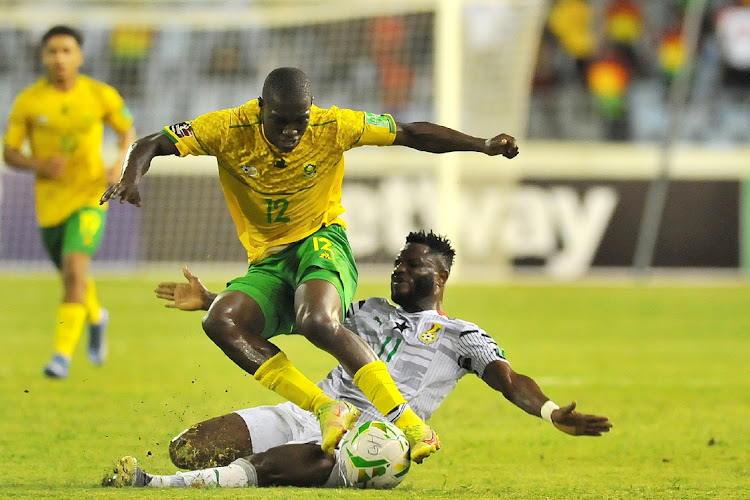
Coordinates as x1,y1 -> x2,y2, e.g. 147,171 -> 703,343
100,180 -> 142,206
484,133 -> 519,159
38,157 -> 65,180
154,266 -> 209,311
551,401 -> 613,436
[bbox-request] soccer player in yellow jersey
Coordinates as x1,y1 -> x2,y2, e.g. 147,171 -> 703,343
2,26 -> 136,378
101,67 -> 518,463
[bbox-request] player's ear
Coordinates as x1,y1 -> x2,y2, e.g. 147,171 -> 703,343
435,269 -> 449,288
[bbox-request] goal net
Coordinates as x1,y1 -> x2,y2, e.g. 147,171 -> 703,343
0,0 -> 548,276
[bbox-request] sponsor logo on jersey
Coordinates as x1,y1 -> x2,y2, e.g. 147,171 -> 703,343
419,323 -> 442,344
168,122 -> 193,138
303,163 -> 317,178
318,252 -> 333,261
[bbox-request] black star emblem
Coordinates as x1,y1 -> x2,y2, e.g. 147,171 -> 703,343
393,321 -> 408,333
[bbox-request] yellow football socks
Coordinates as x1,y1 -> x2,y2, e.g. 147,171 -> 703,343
353,360 -> 409,417
85,279 -> 102,324
254,352 -> 333,413
54,302 -> 87,357
394,406 -> 424,429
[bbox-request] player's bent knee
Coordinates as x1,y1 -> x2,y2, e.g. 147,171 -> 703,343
202,292 -> 265,344
201,310 -> 232,344
295,310 -> 339,344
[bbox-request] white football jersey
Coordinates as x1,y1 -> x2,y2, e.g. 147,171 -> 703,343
318,297 -> 508,423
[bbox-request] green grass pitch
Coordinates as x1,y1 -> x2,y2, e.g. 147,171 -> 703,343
1,273 -> 748,499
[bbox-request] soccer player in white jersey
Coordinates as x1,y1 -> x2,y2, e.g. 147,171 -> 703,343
105,230 -> 612,489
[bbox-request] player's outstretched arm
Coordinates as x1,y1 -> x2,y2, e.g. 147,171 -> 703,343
391,121 -> 519,158
155,266 -> 216,311
482,360 -> 612,437
100,131 -> 178,207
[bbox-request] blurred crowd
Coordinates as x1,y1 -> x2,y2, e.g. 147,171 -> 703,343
0,0 -> 748,144
0,12 -> 434,138
532,0 -> 750,143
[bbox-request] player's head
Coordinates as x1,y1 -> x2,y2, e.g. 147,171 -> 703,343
41,25 -> 83,84
391,230 -> 455,311
259,67 -> 313,153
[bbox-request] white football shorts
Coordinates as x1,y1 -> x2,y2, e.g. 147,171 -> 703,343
233,402 -> 350,488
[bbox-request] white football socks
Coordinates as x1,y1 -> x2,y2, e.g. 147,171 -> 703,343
145,460 -> 257,488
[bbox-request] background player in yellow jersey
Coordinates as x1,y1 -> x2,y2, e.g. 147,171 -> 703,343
2,26 -> 136,378
100,67 -> 518,462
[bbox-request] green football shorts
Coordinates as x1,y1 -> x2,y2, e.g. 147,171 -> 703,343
225,224 -> 358,339
41,206 -> 107,269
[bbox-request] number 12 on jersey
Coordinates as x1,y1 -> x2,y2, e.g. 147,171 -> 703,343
265,198 -> 291,223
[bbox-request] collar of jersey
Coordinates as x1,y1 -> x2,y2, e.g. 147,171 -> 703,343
397,308 -> 446,316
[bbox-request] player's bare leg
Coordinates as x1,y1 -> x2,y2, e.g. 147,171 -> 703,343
200,291 -> 277,373
201,291 -> 354,452
170,413 -> 253,469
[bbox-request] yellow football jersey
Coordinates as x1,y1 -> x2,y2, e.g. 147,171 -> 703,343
3,75 -> 133,227
163,100 -> 396,263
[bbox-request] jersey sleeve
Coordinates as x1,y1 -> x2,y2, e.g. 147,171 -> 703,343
100,84 -> 134,134
335,108 -> 396,150
3,92 -> 30,150
162,109 -> 232,158
455,327 -> 508,377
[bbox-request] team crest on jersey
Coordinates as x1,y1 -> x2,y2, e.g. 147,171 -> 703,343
419,323 -> 442,344
168,122 -> 193,138
303,163 -> 317,178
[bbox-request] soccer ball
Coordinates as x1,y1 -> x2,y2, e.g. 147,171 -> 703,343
340,420 -> 411,489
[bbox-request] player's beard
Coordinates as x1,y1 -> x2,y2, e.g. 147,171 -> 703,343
392,273 -> 434,308
412,273 -> 435,301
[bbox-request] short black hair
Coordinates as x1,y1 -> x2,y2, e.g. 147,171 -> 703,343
42,25 -> 83,47
405,230 -> 456,269
261,67 -> 311,103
